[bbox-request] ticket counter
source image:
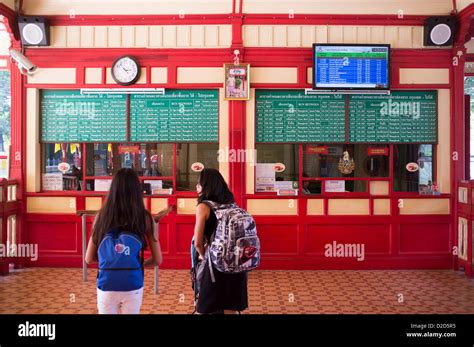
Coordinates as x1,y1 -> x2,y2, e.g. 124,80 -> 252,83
1,0 -> 472,269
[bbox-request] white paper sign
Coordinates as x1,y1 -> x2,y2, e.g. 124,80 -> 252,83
325,180 -> 345,193
144,180 -> 163,191
95,179 -> 112,192
256,163 -> 275,192
275,181 -> 294,190
42,173 -> 63,191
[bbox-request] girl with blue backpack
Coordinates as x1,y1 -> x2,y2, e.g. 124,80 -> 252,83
85,168 -> 164,314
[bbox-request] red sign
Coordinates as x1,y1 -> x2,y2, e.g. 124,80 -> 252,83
118,145 -> 140,154
368,147 -> 389,156
306,146 -> 328,155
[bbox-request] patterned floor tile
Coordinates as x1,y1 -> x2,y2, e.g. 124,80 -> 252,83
0,268 -> 473,314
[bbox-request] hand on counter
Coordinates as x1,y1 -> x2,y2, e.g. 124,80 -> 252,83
153,205 -> 175,221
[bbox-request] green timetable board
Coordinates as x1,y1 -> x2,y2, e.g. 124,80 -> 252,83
130,90 -> 219,142
349,91 -> 437,143
41,90 -> 127,142
255,90 -> 346,143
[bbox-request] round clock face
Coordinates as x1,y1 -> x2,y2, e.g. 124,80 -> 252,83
111,56 -> 140,86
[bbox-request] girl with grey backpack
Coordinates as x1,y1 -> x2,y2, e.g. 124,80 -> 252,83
192,168 -> 260,314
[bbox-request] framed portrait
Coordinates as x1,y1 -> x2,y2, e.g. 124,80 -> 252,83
224,63 -> 250,100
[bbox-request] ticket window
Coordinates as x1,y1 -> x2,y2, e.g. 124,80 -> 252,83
84,143 -> 174,191
84,143 -> 173,177
303,144 -> 389,194
42,143 -> 83,191
393,144 -> 433,193
176,143 -> 219,191
255,144 -> 299,193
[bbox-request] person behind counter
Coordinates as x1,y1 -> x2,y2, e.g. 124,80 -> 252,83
193,168 -> 249,314
85,168 -> 164,314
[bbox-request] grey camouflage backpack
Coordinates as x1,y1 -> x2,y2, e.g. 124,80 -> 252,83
203,200 -> 260,282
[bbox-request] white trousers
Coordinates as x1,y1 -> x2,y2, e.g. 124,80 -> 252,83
97,287 -> 144,314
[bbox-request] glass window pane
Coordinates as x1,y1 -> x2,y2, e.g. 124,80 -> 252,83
302,180 -> 321,195
176,143 -> 219,191
256,143 -> 299,180
85,143 -> 173,177
137,144 -> 173,177
393,144 -> 433,192
42,143 -> 83,191
303,144 -> 389,178
0,70 -> 10,179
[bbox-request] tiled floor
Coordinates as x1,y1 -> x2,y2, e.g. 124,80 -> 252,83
0,268 -> 473,314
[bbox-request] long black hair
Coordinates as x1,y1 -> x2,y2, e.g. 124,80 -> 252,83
92,168 -> 153,246
197,168 -> 234,205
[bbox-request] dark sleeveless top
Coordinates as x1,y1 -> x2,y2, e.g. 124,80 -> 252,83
203,205 -> 217,243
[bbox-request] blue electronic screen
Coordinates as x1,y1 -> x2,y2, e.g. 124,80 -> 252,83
313,45 -> 390,90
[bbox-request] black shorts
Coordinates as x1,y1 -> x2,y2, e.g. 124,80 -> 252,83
196,260 -> 248,314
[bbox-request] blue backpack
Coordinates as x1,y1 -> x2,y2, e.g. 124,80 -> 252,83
97,228 -> 145,291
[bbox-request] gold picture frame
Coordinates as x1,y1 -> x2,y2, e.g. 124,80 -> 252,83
223,63 -> 250,101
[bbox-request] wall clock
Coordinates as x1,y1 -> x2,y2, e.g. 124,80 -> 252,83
111,56 -> 140,86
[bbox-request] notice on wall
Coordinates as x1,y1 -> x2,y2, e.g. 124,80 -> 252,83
325,180 -> 345,193
95,179 -> 112,192
144,180 -> 163,191
274,181 -> 295,191
256,163 -> 276,192
42,173 -> 63,191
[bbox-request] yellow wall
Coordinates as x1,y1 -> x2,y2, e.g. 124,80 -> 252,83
399,198 -> 450,215
399,68 -> 449,84
27,197 -> 77,214
177,198 -> 198,215
151,198 -> 169,214
307,199 -> 324,215
243,25 -> 426,49
1,0 -> 15,10
250,67 -> 298,84
247,199 -> 298,215
328,199 -> 370,215
85,197 -> 102,211
0,30 -> 11,56
177,67 -> 223,84
370,181 -> 389,196
373,199 -> 390,215
85,68 -> 102,84
218,88 -> 230,183
27,68 -> 76,84
245,89 -> 256,194
21,0 -> 454,15
26,89 -> 40,193
23,0 -> 233,15
242,0 -> 452,15
151,68 -> 168,84
46,25 -> 232,48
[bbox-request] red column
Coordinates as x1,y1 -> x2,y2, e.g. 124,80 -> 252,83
451,7 -> 473,270
228,100 -> 246,206
228,14 -> 246,206
0,5 -> 25,272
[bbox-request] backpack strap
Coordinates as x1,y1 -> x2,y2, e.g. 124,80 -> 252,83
206,247 -> 216,283
201,200 -> 219,211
